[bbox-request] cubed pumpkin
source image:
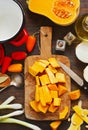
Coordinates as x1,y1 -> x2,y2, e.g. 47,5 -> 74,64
50,121 -> 61,130
56,72 -> 66,83
53,98 -> 61,106
59,106 -> 68,119
48,102 -> 58,113
39,74 -> 50,85
58,84 -> 67,96
30,100 -> 40,112
69,89 -> 80,100
48,57 -> 60,68
38,102 -> 49,113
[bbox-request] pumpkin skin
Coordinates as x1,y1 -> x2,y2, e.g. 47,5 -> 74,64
27,0 -> 80,26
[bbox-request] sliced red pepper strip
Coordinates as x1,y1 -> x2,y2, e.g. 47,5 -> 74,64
11,51 -> 27,60
0,44 -> 4,66
1,56 -> 12,74
26,35 -> 36,52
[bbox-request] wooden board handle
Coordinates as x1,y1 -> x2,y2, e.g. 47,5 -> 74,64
40,26 -> 52,58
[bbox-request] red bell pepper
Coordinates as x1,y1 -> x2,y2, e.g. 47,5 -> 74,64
1,56 -> 12,74
26,35 -> 36,52
11,51 -> 27,60
0,44 -> 4,66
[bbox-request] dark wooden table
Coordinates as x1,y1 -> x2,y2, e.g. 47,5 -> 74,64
0,0 -> 88,130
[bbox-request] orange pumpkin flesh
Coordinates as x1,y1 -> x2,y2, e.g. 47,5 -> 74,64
27,0 -> 80,26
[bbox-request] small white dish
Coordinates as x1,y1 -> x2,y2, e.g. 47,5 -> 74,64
83,65 -> 88,82
75,42 -> 88,63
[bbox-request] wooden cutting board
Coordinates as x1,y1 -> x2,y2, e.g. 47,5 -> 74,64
24,26 -> 71,120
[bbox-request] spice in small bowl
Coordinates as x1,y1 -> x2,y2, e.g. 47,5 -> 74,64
55,40 -> 66,51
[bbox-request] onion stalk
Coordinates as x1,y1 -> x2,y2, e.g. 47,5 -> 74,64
0,103 -> 22,110
0,118 -> 42,130
1,96 -> 15,105
0,110 -> 24,120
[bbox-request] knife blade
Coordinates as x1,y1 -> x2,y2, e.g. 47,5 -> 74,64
58,61 -> 84,86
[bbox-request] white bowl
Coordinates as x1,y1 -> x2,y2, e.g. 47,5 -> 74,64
75,42 -> 88,63
0,0 -> 24,42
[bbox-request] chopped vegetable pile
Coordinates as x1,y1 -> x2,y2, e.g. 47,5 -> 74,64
28,57 -> 81,120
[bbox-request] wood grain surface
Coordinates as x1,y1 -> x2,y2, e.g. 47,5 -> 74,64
0,0 -> 88,130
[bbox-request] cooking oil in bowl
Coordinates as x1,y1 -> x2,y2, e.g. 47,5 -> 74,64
75,14 -> 88,42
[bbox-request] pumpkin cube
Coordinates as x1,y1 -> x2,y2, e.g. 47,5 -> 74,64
39,74 -> 50,85
48,84 -> 58,91
48,57 -> 60,68
53,98 -> 61,106
50,90 -> 58,98
38,59 -> 49,67
56,72 -> 66,83
42,85 -> 52,104
50,121 -> 61,130
69,89 -> 80,100
30,100 -> 40,112
35,85 -> 40,102
32,61 -> 45,73
48,101 -> 58,113
28,66 -> 39,77
35,76 -> 40,86
59,106 -> 68,119
58,84 -> 67,96
48,65 -> 57,73
46,68 -> 58,84
39,87 -> 46,106
38,102 -> 49,113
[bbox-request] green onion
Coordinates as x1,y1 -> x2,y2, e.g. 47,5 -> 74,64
0,118 -> 42,130
0,110 -> 24,120
0,103 -> 22,109
1,96 -> 15,105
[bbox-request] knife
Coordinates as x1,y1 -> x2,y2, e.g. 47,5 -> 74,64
58,61 -> 88,92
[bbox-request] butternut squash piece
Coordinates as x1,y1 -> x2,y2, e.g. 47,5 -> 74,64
30,100 -> 40,112
69,89 -> 80,100
59,106 -> 68,119
56,72 -> 66,83
32,61 -> 45,73
53,98 -> 61,106
39,87 -> 46,106
48,58 -> 60,68
42,85 -> 52,104
35,76 -> 40,86
50,121 -> 61,130
48,102 -> 58,113
27,0 -> 80,26
46,68 -> 58,84
50,90 -> 58,99
35,85 -> 40,102
48,65 -> 57,73
38,59 -> 49,67
58,84 -> 67,96
28,66 -> 38,76
48,84 -> 58,91
38,102 -> 49,113
39,74 -> 50,85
